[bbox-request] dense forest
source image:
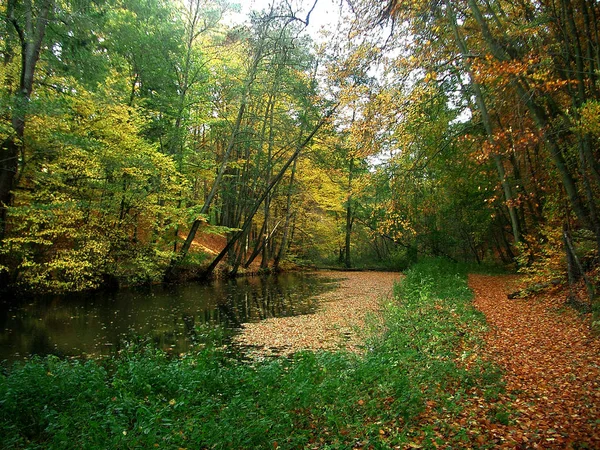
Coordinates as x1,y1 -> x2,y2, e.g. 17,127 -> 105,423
1,0 -> 598,307
2,1 -> 600,448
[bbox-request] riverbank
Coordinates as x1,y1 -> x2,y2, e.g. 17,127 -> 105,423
9,261 -> 599,448
1,261 -> 507,448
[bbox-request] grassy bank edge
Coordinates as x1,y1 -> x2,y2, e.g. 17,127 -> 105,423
0,259 -> 506,449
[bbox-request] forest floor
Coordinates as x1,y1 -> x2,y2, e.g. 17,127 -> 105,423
233,271 -> 401,357
235,270 -> 600,448
466,274 -> 600,448
4,265 -> 599,448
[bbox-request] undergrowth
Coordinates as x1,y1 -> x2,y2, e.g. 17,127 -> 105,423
0,258 -> 504,449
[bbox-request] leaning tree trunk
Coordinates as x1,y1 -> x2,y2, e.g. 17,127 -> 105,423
201,105 -> 338,278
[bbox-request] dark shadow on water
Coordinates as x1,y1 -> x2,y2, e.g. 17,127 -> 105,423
0,272 -> 338,362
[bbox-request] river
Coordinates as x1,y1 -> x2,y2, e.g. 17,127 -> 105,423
0,272 -> 337,362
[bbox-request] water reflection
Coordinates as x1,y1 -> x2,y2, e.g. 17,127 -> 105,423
0,272 -> 337,361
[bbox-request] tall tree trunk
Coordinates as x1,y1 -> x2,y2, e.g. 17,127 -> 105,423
1,0 -> 53,239
447,1 -> 524,246
273,157 -> 298,271
260,97 -> 276,270
344,157 -> 354,268
232,90 -> 277,273
244,220 -> 267,269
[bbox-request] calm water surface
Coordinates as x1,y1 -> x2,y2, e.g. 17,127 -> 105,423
0,272 -> 337,361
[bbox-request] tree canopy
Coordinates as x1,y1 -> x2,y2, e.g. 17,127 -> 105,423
1,0 -> 598,306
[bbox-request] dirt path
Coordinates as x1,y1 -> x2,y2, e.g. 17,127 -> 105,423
469,274 -> 600,448
233,271 -> 400,357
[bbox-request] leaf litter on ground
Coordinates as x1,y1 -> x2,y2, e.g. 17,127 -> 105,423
236,269 -> 600,449
233,271 -> 401,358
467,274 -> 600,449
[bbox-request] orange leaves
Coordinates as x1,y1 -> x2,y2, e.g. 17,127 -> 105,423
471,51 -> 574,96
469,274 -> 600,448
472,55 -> 534,85
396,272 -> 592,447
476,126 -> 541,160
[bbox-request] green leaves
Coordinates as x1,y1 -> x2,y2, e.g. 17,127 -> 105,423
2,80 -> 187,292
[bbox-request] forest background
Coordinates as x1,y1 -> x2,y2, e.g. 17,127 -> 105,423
1,0 -> 598,316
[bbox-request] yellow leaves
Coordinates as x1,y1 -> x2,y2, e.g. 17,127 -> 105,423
516,224 -> 565,287
60,148 -> 103,179
575,100 -> 600,136
3,200 -> 113,292
0,50 -> 19,95
296,159 -> 345,213
423,71 -> 436,83
3,76 -> 188,293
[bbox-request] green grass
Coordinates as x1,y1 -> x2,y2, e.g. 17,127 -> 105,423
0,258 -> 505,449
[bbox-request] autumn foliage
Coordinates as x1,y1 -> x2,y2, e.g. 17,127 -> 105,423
340,0 -> 600,317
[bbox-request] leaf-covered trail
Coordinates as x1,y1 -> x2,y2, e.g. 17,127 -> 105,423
233,271 -> 400,357
469,274 -> 600,448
